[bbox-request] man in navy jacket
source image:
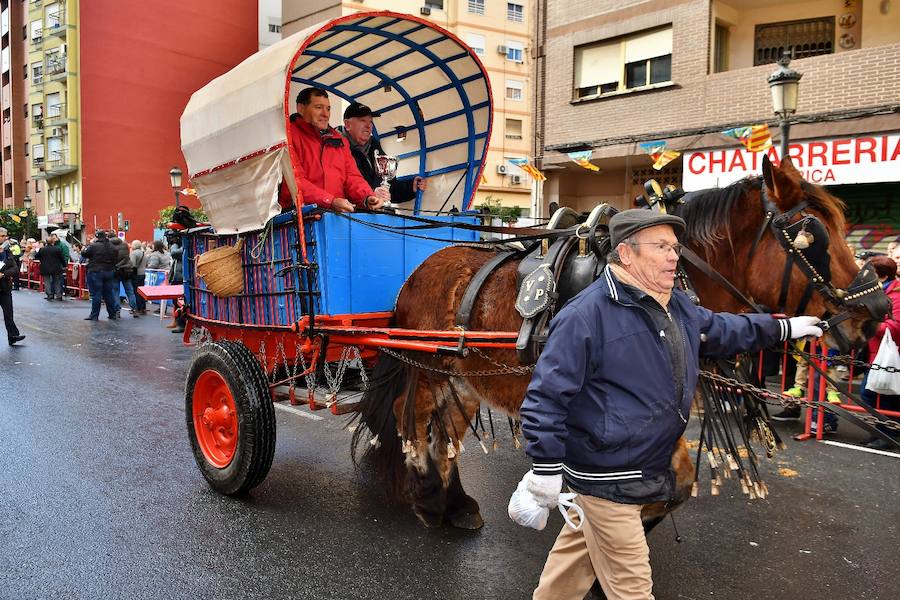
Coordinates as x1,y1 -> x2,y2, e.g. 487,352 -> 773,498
517,209 -> 824,600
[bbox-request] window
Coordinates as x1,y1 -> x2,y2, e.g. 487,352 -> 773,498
34,180 -> 40,194
31,62 -> 42,84
507,3 -> 524,23
574,26 -> 672,99
33,143 -> 44,165
714,22 -> 730,73
426,1 -> 444,9
24,142 -> 28,156
754,17 -> 834,65
30,19 -> 41,43
505,79 -> 523,101
466,33 -> 485,56
23,103 -> 27,118
268,24 -> 281,33
467,0 -> 484,16
505,118 -> 523,140
506,41 -> 524,63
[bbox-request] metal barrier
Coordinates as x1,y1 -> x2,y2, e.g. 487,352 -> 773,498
19,259 -> 91,299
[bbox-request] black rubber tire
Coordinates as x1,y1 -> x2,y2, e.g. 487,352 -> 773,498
185,340 -> 276,495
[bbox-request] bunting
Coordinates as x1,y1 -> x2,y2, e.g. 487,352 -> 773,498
508,158 -> 546,181
480,171 -> 488,185
567,150 -> 601,172
638,140 -> 681,170
721,124 -> 772,152
179,187 -> 198,196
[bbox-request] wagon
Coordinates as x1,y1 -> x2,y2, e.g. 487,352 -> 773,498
177,11 -> 536,494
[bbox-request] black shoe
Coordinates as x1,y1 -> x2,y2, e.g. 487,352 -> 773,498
44,296 -> 53,301
771,407 -> 802,421
84,316 -> 99,321
8,335 -> 25,345
171,327 -> 185,333
865,437 -> 899,450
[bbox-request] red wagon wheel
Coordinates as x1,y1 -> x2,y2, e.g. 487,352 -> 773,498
185,341 -> 276,495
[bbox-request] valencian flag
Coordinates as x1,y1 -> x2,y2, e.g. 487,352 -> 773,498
480,171 -> 488,184
567,150 -> 600,172
508,158 -> 546,181
721,124 -> 772,152
179,187 -> 198,196
637,140 -> 681,170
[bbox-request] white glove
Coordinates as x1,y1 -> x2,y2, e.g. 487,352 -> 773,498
787,316 -> 824,340
525,470 -> 563,509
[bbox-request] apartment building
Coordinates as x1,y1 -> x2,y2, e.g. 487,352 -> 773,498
535,0 -> 900,246
282,0 -> 535,214
0,0 -> 259,243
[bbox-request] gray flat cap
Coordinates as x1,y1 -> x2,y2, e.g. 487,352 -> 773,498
609,209 -> 685,248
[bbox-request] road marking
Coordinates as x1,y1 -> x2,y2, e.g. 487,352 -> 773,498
273,402 -> 325,421
819,439 -> 900,458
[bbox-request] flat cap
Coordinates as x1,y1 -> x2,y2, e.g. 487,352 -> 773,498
609,209 -> 685,248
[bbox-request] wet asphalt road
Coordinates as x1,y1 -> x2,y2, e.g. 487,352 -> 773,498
1,289 -> 898,600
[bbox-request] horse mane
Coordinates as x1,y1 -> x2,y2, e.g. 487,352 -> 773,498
677,175 -> 847,249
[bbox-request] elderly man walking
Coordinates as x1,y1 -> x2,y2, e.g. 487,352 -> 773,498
0,228 -> 25,345
514,209 -> 825,600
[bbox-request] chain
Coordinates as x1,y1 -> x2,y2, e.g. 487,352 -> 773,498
380,347 -> 533,378
471,347 -> 535,375
774,346 -> 900,374
700,370 -> 900,432
322,346 -> 356,393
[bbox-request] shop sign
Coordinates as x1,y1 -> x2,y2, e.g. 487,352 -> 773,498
683,134 -> 900,190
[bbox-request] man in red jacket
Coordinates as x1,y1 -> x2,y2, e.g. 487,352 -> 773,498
282,87 -> 387,213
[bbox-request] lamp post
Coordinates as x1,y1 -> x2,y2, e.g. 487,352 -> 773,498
169,166 -> 183,208
23,195 -> 32,240
767,51 -> 802,161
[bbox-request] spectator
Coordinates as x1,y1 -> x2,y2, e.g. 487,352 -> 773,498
860,255 -> 900,449
70,241 -> 82,264
111,237 -> 137,318
147,240 -> 172,271
35,233 -> 66,301
0,228 -> 25,345
8,238 -> 21,290
81,230 -> 120,321
130,240 -> 149,315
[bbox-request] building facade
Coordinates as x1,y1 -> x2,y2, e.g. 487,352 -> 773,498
536,0 -> 900,248
282,0 -> 536,215
1,0 -> 259,243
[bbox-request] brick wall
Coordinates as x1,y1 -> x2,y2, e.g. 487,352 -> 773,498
542,0 -> 900,154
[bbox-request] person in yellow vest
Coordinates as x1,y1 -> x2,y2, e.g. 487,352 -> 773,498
8,238 -> 21,291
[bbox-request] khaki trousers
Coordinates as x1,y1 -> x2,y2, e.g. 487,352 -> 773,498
533,495 -> 654,600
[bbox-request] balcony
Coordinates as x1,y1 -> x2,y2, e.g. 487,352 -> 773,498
45,55 -> 67,83
30,35 -> 43,49
35,147 -> 76,178
45,103 -> 66,127
32,115 -> 43,131
46,14 -> 66,39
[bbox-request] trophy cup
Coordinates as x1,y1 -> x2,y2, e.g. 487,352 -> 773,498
373,150 -> 398,208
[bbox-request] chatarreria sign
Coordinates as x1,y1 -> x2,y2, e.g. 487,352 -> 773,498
682,134 -> 900,191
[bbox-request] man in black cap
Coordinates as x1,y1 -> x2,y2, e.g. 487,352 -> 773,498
511,209 -> 825,599
342,101 -> 426,205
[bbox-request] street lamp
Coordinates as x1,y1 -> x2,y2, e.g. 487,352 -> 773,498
169,166 -> 183,208
23,195 -> 32,239
767,51 -> 802,161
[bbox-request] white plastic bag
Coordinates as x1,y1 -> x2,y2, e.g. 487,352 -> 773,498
865,332 -> 900,396
508,474 -> 585,531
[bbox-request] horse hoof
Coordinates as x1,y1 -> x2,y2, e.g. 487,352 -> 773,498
449,511 -> 484,530
414,511 -> 444,529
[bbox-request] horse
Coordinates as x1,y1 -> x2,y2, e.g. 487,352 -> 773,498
351,155 -> 889,530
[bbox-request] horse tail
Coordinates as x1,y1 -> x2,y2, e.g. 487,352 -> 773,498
350,351 -> 409,499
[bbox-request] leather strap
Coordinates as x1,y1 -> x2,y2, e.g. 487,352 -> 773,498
680,246 -> 762,313
455,250 -> 521,329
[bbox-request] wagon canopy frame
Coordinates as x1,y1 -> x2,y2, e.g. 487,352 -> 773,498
180,11 -> 493,235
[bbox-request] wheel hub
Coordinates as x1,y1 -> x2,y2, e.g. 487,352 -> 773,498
192,370 -> 239,468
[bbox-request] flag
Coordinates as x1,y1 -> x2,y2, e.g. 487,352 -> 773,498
179,187 -> 198,196
638,141 -> 680,170
480,171 -> 488,185
721,124 -> 772,152
567,150 -> 600,172
508,158 -> 546,181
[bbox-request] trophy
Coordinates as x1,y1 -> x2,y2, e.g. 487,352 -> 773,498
373,150 -> 398,208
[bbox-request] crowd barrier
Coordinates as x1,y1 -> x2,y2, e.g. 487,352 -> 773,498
17,260 -> 170,303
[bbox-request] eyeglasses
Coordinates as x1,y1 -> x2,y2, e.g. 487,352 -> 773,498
629,241 -> 683,256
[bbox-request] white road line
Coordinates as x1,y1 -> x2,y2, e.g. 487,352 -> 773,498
819,439 -> 900,458
273,402 -> 325,421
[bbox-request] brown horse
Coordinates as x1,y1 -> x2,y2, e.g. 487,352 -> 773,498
352,155 -> 887,529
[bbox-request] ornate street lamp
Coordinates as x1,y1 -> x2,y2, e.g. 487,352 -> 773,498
169,166 -> 183,208
23,195 -> 32,239
767,51 -> 802,160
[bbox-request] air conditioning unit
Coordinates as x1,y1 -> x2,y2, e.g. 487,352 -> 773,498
511,174 -> 522,185
497,164 -> 508,175
50,127 -> 64,137
60,43 -> 67,55
497,45 -> 509,54
420,6 -> 431,15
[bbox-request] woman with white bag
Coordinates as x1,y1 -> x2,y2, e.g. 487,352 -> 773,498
861,256 -> 900,449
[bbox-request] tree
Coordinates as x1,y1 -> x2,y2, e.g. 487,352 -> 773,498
155,205 -> 208,229
0,208 -> 30,240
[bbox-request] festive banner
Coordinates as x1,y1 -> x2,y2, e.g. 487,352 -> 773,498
179,187 -> 198,196
508,158 -> 546,181
638,141 -> 680,170
567,150 -> 600,172
721,124 -> 772,152
480,171 -> 488,184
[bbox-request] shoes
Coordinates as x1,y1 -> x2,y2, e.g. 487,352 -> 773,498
132,312 -> 140,318
784,386 -> 805,398
865,437 -> 899,450
809,420 -> 838,434
771,406 -> 802,421
84,316 -> 99,321
8,335 -> 25,345
55,296 -> 64,301
44,296 -> 54,301
171,327 -> 185,333
826,390 -> 842,404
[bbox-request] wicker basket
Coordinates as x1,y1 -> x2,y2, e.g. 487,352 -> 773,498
196,239 -> 244,297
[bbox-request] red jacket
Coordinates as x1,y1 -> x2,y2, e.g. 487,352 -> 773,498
284,117 -> 373,209
867,279 -> 900,363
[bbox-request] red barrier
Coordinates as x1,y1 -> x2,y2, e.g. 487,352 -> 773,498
19,259 -> 90,298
